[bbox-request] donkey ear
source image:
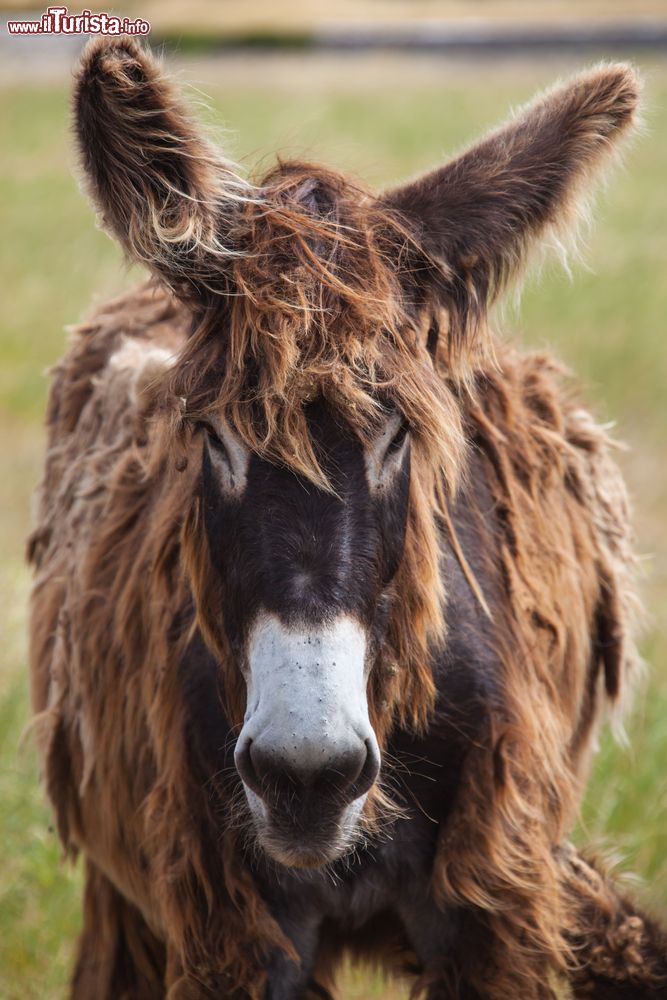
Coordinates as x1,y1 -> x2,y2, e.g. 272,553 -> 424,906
74,36 -> 248,300
382,64 -> 640,352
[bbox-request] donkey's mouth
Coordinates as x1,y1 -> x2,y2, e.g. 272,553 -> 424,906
245,786 -> 367,869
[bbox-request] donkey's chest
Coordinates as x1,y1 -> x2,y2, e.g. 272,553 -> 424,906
253,805 -> 463,992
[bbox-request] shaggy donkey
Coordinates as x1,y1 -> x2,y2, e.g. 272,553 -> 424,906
29,37 -> 667,999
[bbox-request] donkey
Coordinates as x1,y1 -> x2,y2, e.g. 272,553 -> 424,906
28,37 -> 667,1000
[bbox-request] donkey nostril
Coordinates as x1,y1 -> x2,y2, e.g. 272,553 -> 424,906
234,737 -> 261,794
241,737 -> 303,799
351,737 -> 381,799
316,736 -> 380,802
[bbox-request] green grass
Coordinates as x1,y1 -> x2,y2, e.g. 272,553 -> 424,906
1,54 -> 666,999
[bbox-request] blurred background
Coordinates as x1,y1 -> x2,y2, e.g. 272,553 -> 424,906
1,2 -> 666,997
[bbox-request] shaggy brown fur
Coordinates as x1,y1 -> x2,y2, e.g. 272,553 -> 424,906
27,36 -> 665,1000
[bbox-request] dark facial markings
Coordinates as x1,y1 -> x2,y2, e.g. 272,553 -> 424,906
201,399 -> 412,650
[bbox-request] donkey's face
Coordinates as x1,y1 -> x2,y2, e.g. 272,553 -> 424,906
202,401 -> 410,866
74,36 -> 639,869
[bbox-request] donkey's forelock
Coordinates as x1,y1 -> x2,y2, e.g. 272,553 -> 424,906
171,159 -> 468,497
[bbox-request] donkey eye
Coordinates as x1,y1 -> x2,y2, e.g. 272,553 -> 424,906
384,419 -> 409,461
201,418 -> 250,497
365,412 -> 410,492
195,418 -> 230,464
205,427 -> 231,466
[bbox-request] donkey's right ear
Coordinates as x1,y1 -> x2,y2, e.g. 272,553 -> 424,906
74,36 -> 248,300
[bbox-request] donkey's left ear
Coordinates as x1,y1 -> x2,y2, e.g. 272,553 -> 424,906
74,36 -> 248,301
382,64 -> 640,351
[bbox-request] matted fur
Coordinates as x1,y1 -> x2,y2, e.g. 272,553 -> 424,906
28,284 -> 640,998
27,37 -> 659,1000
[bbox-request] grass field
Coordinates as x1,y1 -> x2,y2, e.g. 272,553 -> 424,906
1,51 -> 666,999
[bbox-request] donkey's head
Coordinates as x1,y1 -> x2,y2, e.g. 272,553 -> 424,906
74,38 -> 639,868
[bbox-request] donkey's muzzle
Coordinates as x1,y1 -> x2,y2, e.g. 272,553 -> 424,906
235,613 -> 379,865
